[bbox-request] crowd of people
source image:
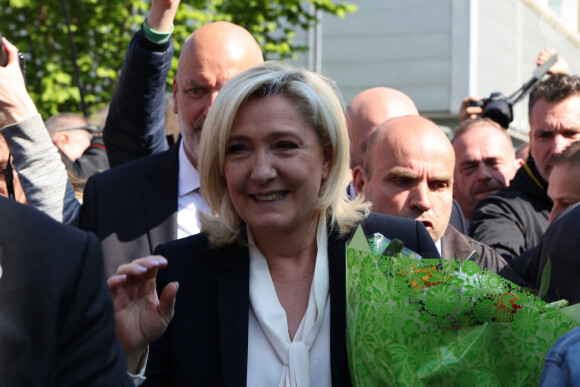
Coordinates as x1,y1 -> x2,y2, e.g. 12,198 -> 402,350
2,0 -> 580,384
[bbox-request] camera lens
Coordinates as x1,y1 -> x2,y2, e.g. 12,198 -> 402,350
482,101 -> 513,129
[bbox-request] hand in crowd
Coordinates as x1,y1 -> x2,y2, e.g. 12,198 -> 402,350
537,47 -> 569,75
147,0 -> 181,32
458,95 -> 483,122
0,38 -> 38,127
107,256 -> 179,373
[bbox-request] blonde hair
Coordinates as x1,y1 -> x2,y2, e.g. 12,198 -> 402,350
198,61 -> 369,247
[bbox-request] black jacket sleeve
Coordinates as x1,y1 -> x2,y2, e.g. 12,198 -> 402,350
104,30 -> 174,167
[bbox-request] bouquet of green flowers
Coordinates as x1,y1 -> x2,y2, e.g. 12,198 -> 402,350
346,226 -> 580,386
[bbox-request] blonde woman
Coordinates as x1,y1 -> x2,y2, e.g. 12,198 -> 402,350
110,62 -> 438,386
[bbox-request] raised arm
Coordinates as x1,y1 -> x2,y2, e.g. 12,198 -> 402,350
103,0 -> 180,167
0,38 -> 80,224
147,0 -> 180,32
458,95 -> 483,122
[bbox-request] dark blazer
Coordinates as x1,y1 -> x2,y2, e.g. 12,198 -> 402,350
469,158 -> 551,260
448,199 -> 468,235
441,224 -> 527,286
145,212 -> 438,386
79,142 -> 180,277
81,30 -> 178,277
0,197 -> 131,386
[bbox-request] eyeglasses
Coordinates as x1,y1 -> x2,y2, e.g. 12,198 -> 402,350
55,124 -> 102,134
2,153 -> 15,199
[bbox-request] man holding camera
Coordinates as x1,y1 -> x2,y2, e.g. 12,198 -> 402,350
469,74 -> 580,260
0,37 -> 79,224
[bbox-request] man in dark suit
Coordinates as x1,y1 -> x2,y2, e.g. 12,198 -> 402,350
353,115 -> 518,279
0,197 -> 132,385
109,213 -> 438,385
80,0 -> 264,276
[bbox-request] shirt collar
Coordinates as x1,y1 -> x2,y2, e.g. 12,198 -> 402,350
435,238 -> 442,256
178,141 -> 201,197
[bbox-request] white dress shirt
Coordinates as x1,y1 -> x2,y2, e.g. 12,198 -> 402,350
247,217 -> 332,387
177,142 -> 209,239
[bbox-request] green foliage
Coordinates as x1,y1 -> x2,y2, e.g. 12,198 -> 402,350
0,0 -> 356,118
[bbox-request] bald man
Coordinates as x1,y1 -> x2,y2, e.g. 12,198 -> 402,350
353,116 -> 515,276
347,87 -> 469,233
103,0 -> 264,167
452,118 -> 521,222
346,87 -> 418,170
80,0 -> 264,276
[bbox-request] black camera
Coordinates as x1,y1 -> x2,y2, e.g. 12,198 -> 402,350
466,54 -> 558,129
467,92 -> 513,129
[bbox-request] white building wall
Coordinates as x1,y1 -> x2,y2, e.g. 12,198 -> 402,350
293,0 -> 455,112
533,0 -> 579,32
475,0 -> 580,136
289,0 -> 580,140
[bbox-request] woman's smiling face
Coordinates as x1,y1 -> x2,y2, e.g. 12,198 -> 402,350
224,95 -> 331,238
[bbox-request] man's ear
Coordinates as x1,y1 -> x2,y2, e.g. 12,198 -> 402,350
53,132 -> 69,149
352,165 -> 367,197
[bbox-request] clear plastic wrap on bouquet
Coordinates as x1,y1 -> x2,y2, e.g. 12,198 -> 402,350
346,226 -> 580,386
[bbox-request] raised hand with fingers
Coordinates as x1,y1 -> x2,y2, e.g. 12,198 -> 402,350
0,38 -> 37,127
537,47 -> 569,75
458,95 -> 483,122
146,0 -> 181,33
107,256 -> 179,373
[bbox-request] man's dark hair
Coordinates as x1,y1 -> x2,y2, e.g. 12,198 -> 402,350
528,74 -> 580,119
552,140 -> 580,168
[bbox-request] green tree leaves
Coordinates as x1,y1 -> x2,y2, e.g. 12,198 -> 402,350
1,0 -> 356,118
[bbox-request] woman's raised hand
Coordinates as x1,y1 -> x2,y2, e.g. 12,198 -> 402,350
107,256 -> 179,373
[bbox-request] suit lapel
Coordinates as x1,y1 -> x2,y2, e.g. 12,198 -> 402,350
143,144 -> 179,253
0,244 -> 3,286
328,230 -> 351,387
209,229 -> 350,387
217,244 -> 250,387
441,225 -> 472,261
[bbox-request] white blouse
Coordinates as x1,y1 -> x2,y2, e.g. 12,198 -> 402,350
246,217 -> 332,387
